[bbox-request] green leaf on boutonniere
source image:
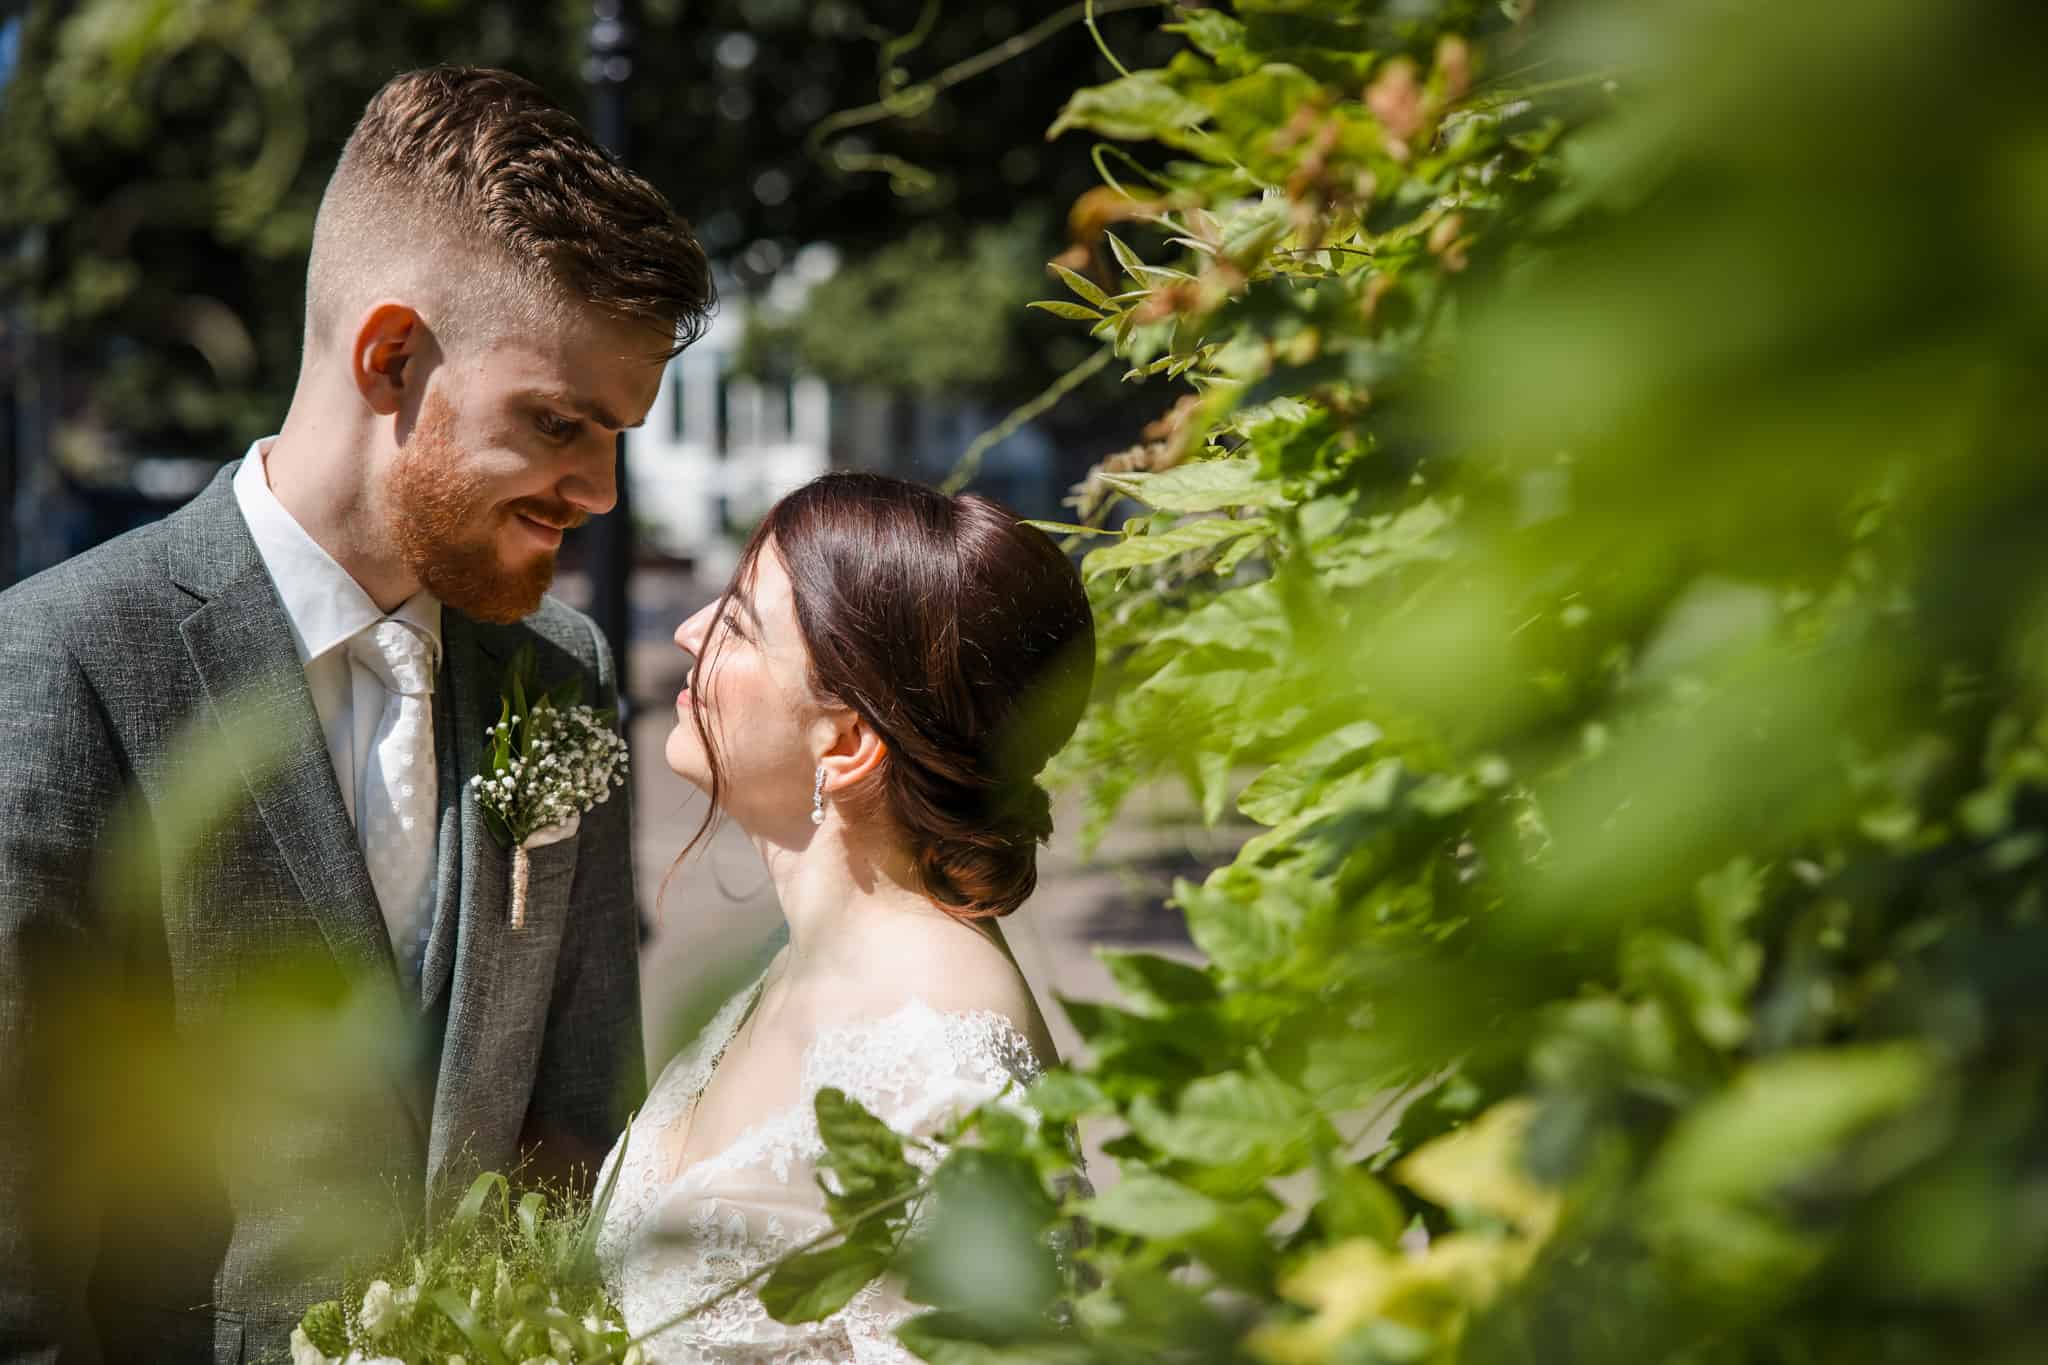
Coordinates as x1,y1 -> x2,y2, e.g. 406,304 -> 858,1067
546,675 -> 583,711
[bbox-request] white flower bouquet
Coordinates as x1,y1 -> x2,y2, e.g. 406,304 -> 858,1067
290,1148 -> 638,1365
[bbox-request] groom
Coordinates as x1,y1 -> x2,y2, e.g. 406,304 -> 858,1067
0,67 -> 711,1362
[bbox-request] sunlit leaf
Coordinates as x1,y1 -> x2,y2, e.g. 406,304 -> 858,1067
1081,517 -> 1268,579
1049,75 -> 1208,142
1098,458 -> 1291,513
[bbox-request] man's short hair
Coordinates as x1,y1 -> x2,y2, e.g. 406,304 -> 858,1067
306,65 -> 714,358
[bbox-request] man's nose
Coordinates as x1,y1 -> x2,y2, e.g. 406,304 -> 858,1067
560,439 -> 620,517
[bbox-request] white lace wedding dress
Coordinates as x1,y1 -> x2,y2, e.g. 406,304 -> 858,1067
594,966 -> 1052,1363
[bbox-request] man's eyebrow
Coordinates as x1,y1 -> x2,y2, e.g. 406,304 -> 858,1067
530,389 -> 644,431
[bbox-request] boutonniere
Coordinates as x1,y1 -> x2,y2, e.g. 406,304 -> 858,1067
469,642 -> 629,929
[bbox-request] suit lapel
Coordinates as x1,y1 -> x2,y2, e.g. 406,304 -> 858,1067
426,616 -> 581,1192
170,469 -> 431,1144
416,640 -> 467,1011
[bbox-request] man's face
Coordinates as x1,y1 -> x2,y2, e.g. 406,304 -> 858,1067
385,308 -> 668,623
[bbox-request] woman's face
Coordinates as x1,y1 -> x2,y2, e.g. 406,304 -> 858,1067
666,542 -> 825,835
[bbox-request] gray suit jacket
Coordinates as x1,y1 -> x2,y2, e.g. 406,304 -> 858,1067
0,465 -> 644,1363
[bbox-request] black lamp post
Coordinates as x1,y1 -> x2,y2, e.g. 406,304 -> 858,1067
585,0 -> 636,709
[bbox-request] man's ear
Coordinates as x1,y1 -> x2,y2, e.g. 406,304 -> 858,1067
352,301 -> 425,416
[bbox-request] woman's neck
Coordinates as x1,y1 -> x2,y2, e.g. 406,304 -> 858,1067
754,825 -> 957,980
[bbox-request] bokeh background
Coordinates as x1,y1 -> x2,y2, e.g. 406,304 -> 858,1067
0,0 -> 1209,1073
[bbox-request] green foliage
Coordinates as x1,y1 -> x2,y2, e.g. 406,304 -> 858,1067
787,0 -> 2048,1362
739,213 -> 1054,397
757,1087 -> 931,1324
292,1162 -> 630,1365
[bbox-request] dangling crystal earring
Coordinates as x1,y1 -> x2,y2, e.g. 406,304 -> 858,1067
810,766 -> 827,826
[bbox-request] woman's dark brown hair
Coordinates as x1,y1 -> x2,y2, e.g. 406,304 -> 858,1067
685,472 -> 1095,920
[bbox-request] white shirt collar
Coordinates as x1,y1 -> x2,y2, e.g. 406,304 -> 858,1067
232,439 -> 443,670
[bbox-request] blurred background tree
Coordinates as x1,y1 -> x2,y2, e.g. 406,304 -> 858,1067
0,0 -> 1173,575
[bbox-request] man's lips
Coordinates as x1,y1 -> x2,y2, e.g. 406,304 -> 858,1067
514,511 -> 570,549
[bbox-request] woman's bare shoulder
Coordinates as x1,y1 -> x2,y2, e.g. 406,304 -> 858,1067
825,914 -> 1056,1061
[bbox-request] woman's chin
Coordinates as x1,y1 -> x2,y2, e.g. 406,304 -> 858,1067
662,732 -> 709,787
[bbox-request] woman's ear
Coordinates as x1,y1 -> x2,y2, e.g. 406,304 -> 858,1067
817,707 -> 887,794
352,301 -> 425,416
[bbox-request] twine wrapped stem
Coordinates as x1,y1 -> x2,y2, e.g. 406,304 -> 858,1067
511,845 -> 531,931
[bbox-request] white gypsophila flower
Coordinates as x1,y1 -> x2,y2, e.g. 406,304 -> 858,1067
358,1280 -> 397,1339
289,1326 -> 335,1365
476,701 -> 627,843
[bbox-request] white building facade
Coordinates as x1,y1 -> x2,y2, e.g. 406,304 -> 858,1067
627,305 -> 830,576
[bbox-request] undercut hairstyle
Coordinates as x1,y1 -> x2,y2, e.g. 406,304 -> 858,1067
685,474 -> 1097,921
305,65 -> 714,358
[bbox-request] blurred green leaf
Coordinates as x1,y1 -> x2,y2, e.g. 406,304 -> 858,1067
1097,949 -> 1220,1016
759,1234 -> 896,1325
815,1087 -> 924,1211
1078,1170 -> 1223,1239
1648,1045 -> 1935,1211
1127,1065 -> 1323,1171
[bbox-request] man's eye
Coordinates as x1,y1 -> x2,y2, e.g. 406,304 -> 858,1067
535,413 -> 579,441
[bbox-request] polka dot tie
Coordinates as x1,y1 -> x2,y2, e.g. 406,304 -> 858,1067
347,619 -> 438,989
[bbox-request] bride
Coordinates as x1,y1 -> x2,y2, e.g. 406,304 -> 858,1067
594,472 -> 1095,1362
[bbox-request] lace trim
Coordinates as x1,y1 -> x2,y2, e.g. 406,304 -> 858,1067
595,988 -> 1054,1364
622,1201 -> 909,1365
678,1001 -> 1044,1190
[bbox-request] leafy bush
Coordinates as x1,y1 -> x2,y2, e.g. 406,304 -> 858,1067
289,1166 -> 630,1365
787,1 -> 2048,1362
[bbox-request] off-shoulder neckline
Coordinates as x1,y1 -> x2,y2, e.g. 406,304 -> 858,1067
650,973 -> 1043,1191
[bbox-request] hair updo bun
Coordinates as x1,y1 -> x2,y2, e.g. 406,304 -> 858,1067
703,472 -> 1094,920
905,774 -> 1058,920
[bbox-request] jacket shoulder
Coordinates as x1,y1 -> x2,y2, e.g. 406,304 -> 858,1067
0,514 -> 186,636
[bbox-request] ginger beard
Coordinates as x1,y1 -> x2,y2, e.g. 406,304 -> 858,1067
387,388 -> 586,624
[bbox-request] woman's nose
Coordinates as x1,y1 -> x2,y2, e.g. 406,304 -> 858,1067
676,605 -> 708,652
